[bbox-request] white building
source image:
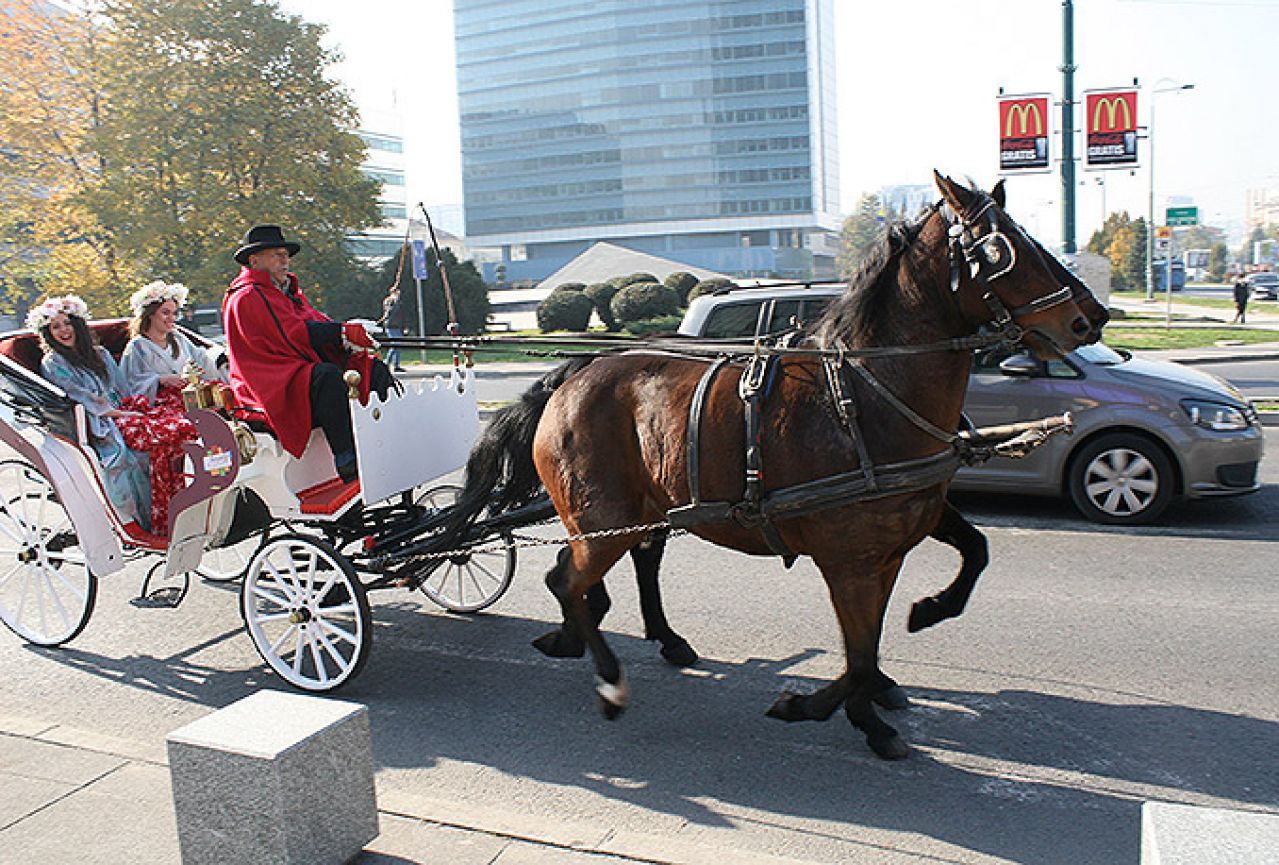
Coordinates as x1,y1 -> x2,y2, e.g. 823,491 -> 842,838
348,113 -> 409,263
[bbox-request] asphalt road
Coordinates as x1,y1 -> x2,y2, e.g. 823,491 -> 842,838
0,431 -> 1275,864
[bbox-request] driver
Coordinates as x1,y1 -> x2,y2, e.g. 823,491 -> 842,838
222,225 -> 391,483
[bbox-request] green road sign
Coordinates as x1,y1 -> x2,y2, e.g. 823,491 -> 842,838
1166,206 -> 1198,226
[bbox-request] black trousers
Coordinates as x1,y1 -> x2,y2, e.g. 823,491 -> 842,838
309,362 -> 354,458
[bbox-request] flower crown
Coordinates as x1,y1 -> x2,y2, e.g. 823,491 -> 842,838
128,280 -> 189,317
26,295 -> 90,331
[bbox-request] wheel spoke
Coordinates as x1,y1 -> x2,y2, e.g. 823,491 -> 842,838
314,626 -> 348,669
268,623 -> 299,656
250,583 -> 291,610
316,617 -> 358,647
306,632 -> 329,684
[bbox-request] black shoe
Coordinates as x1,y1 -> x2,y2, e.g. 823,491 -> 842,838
393,366 -> 406,373
336,460 -> 359,484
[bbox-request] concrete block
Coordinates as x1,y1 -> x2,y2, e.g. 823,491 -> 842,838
1142,801 -> 1279,865
167,690 -> 378,865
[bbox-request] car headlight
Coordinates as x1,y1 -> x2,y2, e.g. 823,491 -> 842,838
1181,399 -> 1250,431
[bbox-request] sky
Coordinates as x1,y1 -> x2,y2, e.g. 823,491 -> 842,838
279,0 -> 1279,248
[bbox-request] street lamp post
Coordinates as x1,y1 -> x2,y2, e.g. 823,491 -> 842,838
1145,79 -> 1195,300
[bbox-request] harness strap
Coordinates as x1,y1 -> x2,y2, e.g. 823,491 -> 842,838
842,354 -> 959,445
685,356 -> 728,510
821,354 -> 877,495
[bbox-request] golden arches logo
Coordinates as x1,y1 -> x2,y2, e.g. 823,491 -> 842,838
1091,95 -> 1133,133
1004,102 -> 1044,137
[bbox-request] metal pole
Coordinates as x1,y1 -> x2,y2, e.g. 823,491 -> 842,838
1146,93 -> 1157,300
1060,0 -> 1077,254
413,273 -> 426,363
1164,230 -> 1174,327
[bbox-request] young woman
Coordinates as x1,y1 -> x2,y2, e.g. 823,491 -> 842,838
120,281 -> 227,401
31,295 -> 153,531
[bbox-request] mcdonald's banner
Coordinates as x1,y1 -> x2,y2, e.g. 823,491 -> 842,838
998,94 -> 1051,172
1085,88 -> 1139,168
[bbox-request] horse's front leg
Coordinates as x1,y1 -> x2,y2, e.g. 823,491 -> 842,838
532,558 -> 610,659
632,531 -> 698,667
908,500 -> 989,632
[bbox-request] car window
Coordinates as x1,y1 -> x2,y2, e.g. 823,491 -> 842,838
702,301 -> 764,339
766,300 -> 801,335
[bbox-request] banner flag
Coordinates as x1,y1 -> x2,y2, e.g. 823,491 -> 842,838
410,239 -> 429,280
1085,88 -> 1139,169
998,94 -> 1051,172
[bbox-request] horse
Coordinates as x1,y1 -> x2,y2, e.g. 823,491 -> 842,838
446,173 -> 1108,758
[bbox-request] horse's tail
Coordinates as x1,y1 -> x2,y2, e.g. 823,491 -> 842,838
441,356 -> 596,543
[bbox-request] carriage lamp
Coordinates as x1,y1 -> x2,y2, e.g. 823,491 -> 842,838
1181,399 -> 1249,431
343,369 -> 362,401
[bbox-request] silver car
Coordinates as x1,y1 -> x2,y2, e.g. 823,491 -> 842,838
679,286 -> 1264,524
953,344 -> 1264,524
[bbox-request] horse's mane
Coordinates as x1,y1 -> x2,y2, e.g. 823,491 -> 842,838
813,204 -> 938,348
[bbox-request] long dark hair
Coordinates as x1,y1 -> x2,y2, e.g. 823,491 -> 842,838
129,300 -> 179,357
41,316 -> 106,378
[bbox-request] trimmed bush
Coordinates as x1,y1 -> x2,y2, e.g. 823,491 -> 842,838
583,282 -> 620,331
536,288 -> 595,332
551,281 -> 586,294
610,282 -> 680,325
618,272 -> 658,288
664,271 -> 699,303
623,314 -> 681,337
687,277 -> 738,303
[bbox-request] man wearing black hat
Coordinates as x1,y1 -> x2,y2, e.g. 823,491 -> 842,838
222,225 -> 386,483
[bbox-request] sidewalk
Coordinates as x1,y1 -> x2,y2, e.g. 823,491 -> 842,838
0,713 -> 818,865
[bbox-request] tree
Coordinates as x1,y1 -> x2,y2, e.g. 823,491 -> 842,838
1208,243 -> 1230,282
0,0 -> 382,316
370,247 -> 489,335
86,0 -> 382,311
836,193 -> 886,280
1086,212 -> 1147,290
0,1 -> 127,314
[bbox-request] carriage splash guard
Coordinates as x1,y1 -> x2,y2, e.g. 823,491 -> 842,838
350,367 -> 480,504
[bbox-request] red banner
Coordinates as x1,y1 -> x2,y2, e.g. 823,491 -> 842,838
998,95 -> 1051,172
1085,88 -> 1139,168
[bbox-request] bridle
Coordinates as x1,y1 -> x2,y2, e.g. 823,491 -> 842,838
940,195 -> 1077,346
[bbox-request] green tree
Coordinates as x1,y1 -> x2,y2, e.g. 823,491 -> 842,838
369,247 -> 489,335
836,193 -> 885,280
82,0 -> 381,310
1208,243 -> 1230,282
1087,212 -> 1147,290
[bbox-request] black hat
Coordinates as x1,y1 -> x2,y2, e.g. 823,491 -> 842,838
234,225 -> 301,266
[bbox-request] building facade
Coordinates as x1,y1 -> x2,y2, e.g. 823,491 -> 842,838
347,118 -> 410,263
453,0 -> 840,284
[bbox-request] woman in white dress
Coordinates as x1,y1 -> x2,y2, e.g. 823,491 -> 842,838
120,281 -> 228,401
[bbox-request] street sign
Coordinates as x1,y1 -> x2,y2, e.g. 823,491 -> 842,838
410,239 -> 429,280
1166,206 -> 1198,226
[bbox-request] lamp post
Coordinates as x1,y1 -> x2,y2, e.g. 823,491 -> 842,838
1145,79 -> 1195,300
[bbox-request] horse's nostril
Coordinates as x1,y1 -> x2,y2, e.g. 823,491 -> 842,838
1070,315 -> 1091,336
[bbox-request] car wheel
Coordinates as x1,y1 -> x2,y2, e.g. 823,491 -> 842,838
1068,433 -> 1176,525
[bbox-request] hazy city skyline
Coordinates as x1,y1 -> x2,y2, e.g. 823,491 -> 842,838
283,0 -> 1279,247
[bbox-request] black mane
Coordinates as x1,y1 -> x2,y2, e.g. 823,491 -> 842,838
813,205 -> 938,349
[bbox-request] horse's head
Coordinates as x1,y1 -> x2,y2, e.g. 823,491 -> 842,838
934,172 -> 1108,358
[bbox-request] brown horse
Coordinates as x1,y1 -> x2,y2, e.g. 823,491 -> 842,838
448,174 -> 1108,758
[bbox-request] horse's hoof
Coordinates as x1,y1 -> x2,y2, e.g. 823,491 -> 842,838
765,691 -> 806,722
659,638 -> 698,668
907,597 -> 945,633
867,732 -> 910,760
595,674 -> 629,720
873,685 -> 910,711
532,630 -> 585,658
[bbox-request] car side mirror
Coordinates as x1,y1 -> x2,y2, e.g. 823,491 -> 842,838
998,354 -> 1040,377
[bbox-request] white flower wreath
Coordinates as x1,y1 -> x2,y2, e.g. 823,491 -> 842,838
25,295 -> 91,331
128,280 -> 189,316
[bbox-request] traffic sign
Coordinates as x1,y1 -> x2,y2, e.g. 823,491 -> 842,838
1166,206 -> 1198,226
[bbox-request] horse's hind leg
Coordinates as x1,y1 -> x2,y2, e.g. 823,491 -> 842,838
632,532 -> 698,667
543,542 -> 631,719
532,554 -> 609,659
908,501 -> 989,633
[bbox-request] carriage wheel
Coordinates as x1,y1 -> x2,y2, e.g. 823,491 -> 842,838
0,460 -> 97,647
240,533 -> 372,692
412,483 -> 516,614
197,533 -> 265,583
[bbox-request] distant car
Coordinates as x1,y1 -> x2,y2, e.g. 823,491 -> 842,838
1246,272 -> 1279,301
678,284 -> 1264,524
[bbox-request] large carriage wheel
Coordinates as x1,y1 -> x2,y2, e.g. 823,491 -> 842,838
412,483 -> 515,614
0,460 -> 96,646
240,533 -> 372,691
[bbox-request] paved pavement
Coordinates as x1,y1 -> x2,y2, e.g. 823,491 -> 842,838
3,293 -> 1277,865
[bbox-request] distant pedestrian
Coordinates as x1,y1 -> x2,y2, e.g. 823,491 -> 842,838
379,285 -> 406,372
1232,279 -> 1249,324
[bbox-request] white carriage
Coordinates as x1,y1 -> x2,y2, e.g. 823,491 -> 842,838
0,319 -> 515,692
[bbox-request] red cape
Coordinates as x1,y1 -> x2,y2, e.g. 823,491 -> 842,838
222,267 -> 338,458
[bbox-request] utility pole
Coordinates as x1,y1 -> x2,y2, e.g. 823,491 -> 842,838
1060,0 -> 1077,254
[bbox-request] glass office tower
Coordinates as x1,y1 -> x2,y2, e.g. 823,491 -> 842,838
454,0 -> 840,283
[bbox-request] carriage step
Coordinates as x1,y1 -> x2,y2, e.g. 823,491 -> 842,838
298,477 -> 361,515
120,521 -> 169,551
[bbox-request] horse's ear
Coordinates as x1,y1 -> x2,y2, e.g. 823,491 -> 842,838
934,170 -> 971,214
992,179 -> 1007,208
